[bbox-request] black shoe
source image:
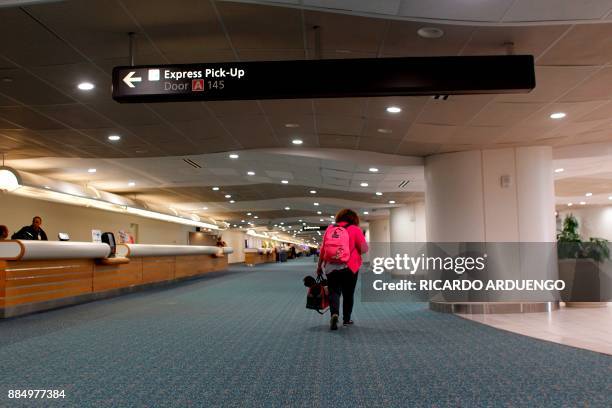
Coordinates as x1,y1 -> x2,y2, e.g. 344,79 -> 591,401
330,314 -> 339,330
343,320 -> 354,326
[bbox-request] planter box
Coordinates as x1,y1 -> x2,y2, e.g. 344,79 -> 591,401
558,258 -> 602,304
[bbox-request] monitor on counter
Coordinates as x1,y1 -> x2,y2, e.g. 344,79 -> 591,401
101,232 -> 116,257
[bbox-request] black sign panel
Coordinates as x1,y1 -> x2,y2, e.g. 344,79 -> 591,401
112,55 -> 535,103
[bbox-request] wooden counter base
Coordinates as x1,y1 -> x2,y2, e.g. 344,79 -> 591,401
0,255 -> 228,318
244,252 -> 275,265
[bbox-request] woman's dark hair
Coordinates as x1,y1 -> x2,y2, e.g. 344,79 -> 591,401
335,208 -> 360,226
0,225 -> 8,238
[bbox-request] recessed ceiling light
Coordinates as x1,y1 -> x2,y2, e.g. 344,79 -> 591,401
77,82 -> 95,91
202,207 -> 208,210
550,112 -> 566,119
313,202 -> 319,206
247,212 -> 252,216
128,181 -> 135,187
360,182 -> 369,187
608,196 -> 612,200
363,211 -> 369,215
319,218 -> 324,222
292,139 -> 303,145
108,135 -> 121,141
281,180 -> 289,184
310,190 -> 317,194
376,192 -> 383,196
377,128 -> 392,134
369,167 -> 379,173
386,106 -> 401,114
254,216 -> 259,219
298,219 -> 303,222
87,168 -> 97,173
317,211 -> 322,215
554,168 -> 564,173
224,194 -> 232,198
229,153 -> 239,159
229,200 -> 235,203
212,187 -> 220,191
241,219 -> 245,222
585,192 -> 593,197
247,171 -> 255,176
284,207 -> 290,210
567,203 -> 573,207
389,200 -> 396,204
417,27 -> 444,39
285,123 -> 300,128
580,201 -> 586,205
280,222 -> 284,225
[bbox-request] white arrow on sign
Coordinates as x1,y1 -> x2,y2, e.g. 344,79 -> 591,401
123,71 -> 142,88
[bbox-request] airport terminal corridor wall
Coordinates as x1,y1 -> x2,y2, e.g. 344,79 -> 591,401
0,194 -> 192,245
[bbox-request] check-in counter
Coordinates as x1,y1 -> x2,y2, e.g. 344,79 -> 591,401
244,248 -> 275,265
0,240 -> 233,318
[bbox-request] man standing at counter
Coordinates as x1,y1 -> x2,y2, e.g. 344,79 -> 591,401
12,216 -> 48,241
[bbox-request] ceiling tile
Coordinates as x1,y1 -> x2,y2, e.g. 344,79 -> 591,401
560,67 -> 612,102
304,10 -> 388,54
503,0 -> 612,22
319,134 -> 359,149
37,104 -> 115,129
0,68 -> 74,106
538,24 -> 612,66
471,102 -> 546,127
404,123 -> 457,143
395,141 -> 441,156
398,0 -> 515,22
462,25 -> 568,57
417,98 -> 490,126
216,2 -> 303,49
383,21 -> 473,56
0,106 -> 65,130
317,115 -> 364,136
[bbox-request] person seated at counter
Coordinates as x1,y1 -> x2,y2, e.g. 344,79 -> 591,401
0,225 -> 8,240
11,216 -> 48,241
216,236 -> 227,247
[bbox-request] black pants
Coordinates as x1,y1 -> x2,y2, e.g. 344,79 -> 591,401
327,268 -> 358,321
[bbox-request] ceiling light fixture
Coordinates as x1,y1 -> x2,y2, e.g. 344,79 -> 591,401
212,187 -> 220,191
108,135 -> 121,141
317,211 -> 322,215
360,182 -> 369,187
389,200 -> 396,204
254,216 -> 259,219
229,153 -> 239,159
77,82 -> 95,91
369,167 -> 379,173
386,106 -> 401,114
310,190 -> 317,194
87,168 -> 97,173
281,180 -> 289,184
229,200 -> 235,203
363,211 -> 369,215
608,196 -> 612,200
292,139 -> 303,145
247,171 -> 255,176
580,201 -> 586,205
550,112 -> 566,119
202,207 -> 208,210
585,192 -> 593,197
376,192 -> 383,196
247,212 -> 252,216
554,168 -> 564,173
128,181 -> 135,187
567,203 -> 573,207
285,123 -> 300,128
377,128 -> 392,134
284,207 -> 290,210
224,194 -> 231,198
313,202 -> 319,206
417,27 -> 444,39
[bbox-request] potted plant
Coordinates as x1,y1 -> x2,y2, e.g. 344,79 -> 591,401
557,214 -> 610,307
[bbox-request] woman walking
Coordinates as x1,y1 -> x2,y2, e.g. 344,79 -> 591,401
317,209 -> 368,330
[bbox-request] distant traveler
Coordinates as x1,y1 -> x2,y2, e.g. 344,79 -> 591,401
12,216 -> 48,241
317,209 -> 368,330
0,225 -> 8,240
216,236 -> 227,247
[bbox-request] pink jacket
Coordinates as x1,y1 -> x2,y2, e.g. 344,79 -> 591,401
320,222 -> 369,273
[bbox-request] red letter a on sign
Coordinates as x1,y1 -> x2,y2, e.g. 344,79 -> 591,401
192,79 -> 204,92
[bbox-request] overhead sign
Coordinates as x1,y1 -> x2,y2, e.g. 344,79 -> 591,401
112,55 -> 535,103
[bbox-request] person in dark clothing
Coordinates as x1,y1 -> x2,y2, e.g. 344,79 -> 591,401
0,225 -> 8,240
12,216 -> 48,241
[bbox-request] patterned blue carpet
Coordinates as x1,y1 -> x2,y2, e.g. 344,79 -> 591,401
0,258 -> 610,407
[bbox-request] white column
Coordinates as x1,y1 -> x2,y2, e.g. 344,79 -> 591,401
389,203 -> 427,242
424,146 -> 555,243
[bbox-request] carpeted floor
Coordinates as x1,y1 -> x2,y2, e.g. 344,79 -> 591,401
0,258 -> 610,407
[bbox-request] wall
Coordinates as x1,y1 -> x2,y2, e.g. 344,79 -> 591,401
425,147 -> 556,242
366,218 -> 390,262
0,193 -> 194,245
389,202 -> 427,242
222,229 -> 246,264
558,206 -> 612,241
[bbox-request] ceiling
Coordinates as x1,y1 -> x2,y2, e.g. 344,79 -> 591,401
1,0 -> 612,233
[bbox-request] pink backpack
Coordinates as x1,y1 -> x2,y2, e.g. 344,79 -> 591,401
322,223 -> 351,263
